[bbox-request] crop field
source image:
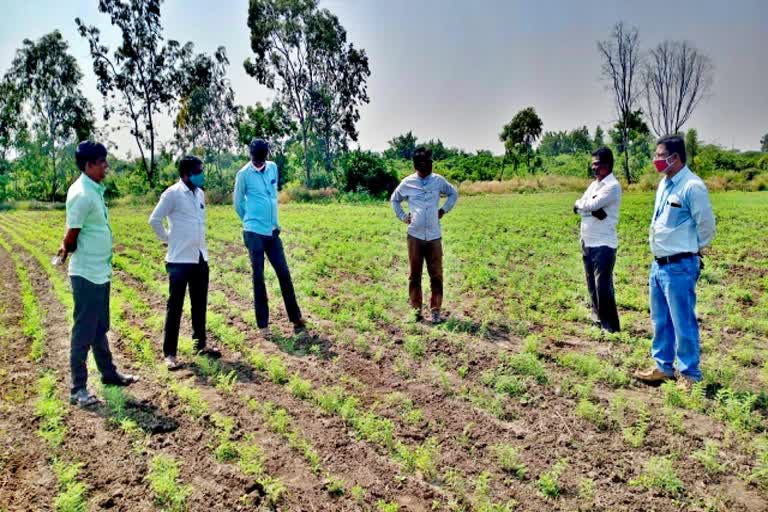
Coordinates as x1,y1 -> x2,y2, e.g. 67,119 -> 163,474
1,191 -> 767,511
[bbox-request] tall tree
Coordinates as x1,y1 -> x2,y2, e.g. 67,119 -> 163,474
609,109 -> 652,180
76,0 -> 185,187
5,31 -> 94,201
760,133 -> 768,153
643,40 -> 713,137
568,126 -> 593,153
593,125 -> 605,149
237,101 -> 296,187
685,128 -> 699,171
244,0 -> 370,186
598,22 -> 642,183
385,131 -> 418,160
0,79 -> 24,163
175,46 -> 240,187
500,107 -> 543,173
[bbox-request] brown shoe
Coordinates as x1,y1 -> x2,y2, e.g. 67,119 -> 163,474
676,375 -> 697,393
634,367 -> 674,384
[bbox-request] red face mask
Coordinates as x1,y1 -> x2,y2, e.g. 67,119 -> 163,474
653,155 -> 674,173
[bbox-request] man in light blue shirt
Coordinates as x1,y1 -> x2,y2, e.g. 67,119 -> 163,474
234,139 -> 304,335
635,135 -> 716,392
391,146 -> 458,324
57,141 -> 138,407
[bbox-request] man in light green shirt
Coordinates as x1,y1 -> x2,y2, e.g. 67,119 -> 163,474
57,141 -> 137,407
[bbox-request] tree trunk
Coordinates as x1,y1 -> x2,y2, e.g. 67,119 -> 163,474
50,150 -> 57,202
499,156 -> 505,181
622,128 -> 631,184
49,127 -> 57,202
301,126 -> 311,187
526,147 -> 532,174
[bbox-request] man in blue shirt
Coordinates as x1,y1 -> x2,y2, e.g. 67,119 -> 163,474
234,139 -> 305,335
391,146 -> 458,324
635,135 -> 716,392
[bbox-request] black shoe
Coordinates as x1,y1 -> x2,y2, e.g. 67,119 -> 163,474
102,372 -> 139,387
197,346 -> 222,358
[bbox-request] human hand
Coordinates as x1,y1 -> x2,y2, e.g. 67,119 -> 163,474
405,213 -> 411,224
56,244 -> 69,264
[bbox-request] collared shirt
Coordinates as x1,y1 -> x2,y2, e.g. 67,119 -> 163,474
390,173 -> 459,241
574,173 -> 622,249
233,161 -> 279,236
65,173 -> 112,284
649,166 -> 716,257
148,180 -> 208,263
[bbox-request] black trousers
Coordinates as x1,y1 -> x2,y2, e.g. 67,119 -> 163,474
582,244 -> 621,333
163,253 -> 208,357
243,230 -> 302,328
70,276 -> 119,393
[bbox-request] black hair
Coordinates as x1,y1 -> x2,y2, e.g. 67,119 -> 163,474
656,134 -> 687,164
178,155 -> 203,177
591,146 -> 614,172
412,146 -> 432,166
75,141 -> 107,172
249,138 -> 269,162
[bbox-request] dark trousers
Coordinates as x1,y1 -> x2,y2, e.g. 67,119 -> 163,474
407,235 -> 443,312
582,244 -> 621,332
243,230 -> 302,328
70,276 -> 119,393
163,253 -> 209,357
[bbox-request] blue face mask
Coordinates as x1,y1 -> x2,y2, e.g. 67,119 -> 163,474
189,172 -> 205,188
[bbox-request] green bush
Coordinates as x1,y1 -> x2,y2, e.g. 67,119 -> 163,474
341,150 -> 398,197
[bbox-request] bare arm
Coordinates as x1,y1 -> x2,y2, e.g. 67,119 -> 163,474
57,228 -> 81,262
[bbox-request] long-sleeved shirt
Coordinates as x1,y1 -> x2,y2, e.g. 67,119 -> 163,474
233,161 -> 279,236
66,173 -> 113,284
390,173 -> 458,241
574,173 -> 622,249
148,180 -> 208,263
649,166 -> 716,257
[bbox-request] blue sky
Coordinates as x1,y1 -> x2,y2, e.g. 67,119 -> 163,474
1,0 -> 766,155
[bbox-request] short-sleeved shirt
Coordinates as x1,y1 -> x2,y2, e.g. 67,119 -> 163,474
65,173 -> 113,284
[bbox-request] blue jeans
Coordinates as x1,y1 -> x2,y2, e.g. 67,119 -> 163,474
649,256 -> 702,380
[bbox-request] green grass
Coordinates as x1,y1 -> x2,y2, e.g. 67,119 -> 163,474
693,440 -> 726,474
630,456 -> 684,496
537,459 -> 568,498
52,459 -> 88,512
146,454 -> 193,512
35,372 -> 67,448
491,443 -> 526,479
5,191 -> 768,509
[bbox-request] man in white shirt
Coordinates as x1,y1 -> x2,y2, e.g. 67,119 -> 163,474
149,156 -> 220,369
390,146 -> 458,324
635,135 -> 715,392
573,147 -> 622,333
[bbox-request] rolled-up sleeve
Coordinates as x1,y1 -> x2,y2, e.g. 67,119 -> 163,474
440,178 -> 458,213
689,182 -> 716,250
233,171 -> 246,220
390,184 -> 407,221
148,191 -> 172,242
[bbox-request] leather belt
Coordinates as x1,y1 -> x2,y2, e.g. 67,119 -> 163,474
654,252 -> 697,265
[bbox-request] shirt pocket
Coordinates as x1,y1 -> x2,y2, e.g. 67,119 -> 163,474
663,194 -> 684,228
